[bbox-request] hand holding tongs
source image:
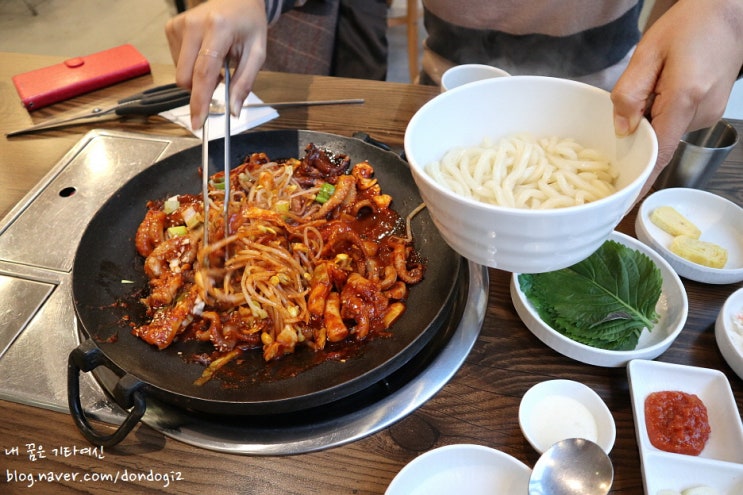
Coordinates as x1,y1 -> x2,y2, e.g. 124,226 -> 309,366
6,83 -> 191,137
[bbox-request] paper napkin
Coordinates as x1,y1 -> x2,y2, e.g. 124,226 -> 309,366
160,83 -> 279,140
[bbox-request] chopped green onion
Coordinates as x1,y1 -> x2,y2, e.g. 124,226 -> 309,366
211,177 -> 225,190
163,195 -> 180,214
315,182 -> 335,204
167,225 -> 188,237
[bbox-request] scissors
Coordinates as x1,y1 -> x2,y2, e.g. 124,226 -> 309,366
6,83 -> 191,137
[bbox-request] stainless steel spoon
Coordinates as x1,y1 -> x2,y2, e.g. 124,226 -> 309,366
208,98 -> 364,115
528,438 -> 613,495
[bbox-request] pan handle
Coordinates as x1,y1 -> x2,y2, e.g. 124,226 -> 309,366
67,339 -> 147,447
352,132 -> 408,163
352,131 -> 392,152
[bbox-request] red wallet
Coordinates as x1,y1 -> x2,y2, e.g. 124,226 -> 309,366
12,44 -> 151,111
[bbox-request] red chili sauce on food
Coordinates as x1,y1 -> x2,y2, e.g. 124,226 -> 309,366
644,391 -> 711,455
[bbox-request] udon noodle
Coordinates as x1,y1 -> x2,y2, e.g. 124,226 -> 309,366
132,144 -> 425,384
426,133 -> 617,209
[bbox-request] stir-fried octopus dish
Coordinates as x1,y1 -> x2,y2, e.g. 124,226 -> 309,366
133,143 -> 426,384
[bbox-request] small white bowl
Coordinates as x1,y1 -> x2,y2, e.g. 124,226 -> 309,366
519,379 -> 616,455
385,444 -> 531,495
404,75 -> 658,273
715,287 -> 743,380
440,64 -> 510,92
511,231 -> 688,367
635,188 -> 743,284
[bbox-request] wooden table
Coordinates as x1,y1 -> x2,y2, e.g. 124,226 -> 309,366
1,52 -> 742,494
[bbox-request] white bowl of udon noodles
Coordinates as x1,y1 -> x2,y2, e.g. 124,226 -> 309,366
404,75 -> 658,273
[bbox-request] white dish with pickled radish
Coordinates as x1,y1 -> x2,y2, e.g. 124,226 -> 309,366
716,287 -> 743,381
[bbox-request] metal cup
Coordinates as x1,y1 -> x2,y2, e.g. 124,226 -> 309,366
656,119 -> 739,189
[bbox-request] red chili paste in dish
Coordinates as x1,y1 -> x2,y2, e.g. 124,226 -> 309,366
644,391 -> 711,455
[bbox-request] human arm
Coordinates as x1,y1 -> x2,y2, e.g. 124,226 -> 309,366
611,0 -> 743,194
642,0 -> 677,29
165,0 -> 298,130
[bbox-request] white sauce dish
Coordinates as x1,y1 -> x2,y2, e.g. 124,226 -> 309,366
519,379 -> 615,455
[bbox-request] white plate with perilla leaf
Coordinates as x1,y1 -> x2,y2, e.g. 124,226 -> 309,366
510,231 -> 688,367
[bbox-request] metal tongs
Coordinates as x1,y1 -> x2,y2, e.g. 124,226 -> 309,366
202,61 -> 233,267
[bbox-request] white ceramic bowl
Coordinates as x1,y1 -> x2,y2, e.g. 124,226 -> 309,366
385,444 -> 531,495
715,287 -> 743,380
510,231 -> 688,367
404,76 -> 658,274
519,379 -> 616,455
635,187 -> 743,284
